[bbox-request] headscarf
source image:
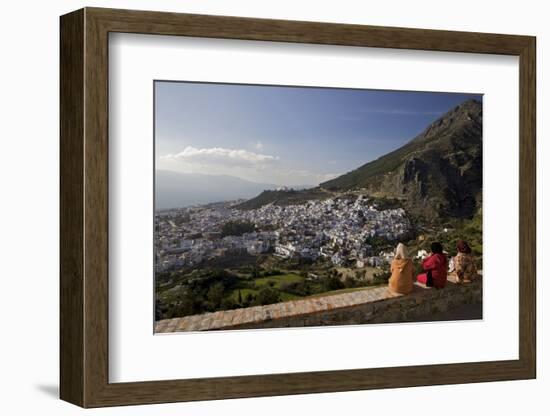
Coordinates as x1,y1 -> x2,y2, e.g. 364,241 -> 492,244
456,240 -> 472,254
394,243 -> 409,259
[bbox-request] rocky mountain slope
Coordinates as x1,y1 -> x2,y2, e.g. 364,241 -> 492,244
239,99 -> 482,221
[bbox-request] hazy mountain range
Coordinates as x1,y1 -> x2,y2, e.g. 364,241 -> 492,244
155,171 -> 277,210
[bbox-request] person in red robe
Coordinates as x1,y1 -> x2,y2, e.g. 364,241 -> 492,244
417,242 -> 448,289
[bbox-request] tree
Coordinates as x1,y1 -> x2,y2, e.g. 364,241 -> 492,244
220,297 -> 237,310
244,293 -> 254,307
221,220 -> 255,237
365,235 -> 391,253
206,282 -> 225,308
321,275 -> 345,291
155,299 -> 163,320
372,269 -> 391,284
280,279 -> 311,296
344,276 -> 358,288
253,287 -> 281,306
237,290 -> 243,305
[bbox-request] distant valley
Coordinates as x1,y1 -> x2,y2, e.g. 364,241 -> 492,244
155,171 -> 276,210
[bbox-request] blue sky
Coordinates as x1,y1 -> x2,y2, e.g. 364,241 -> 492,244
156,81 -> 482,186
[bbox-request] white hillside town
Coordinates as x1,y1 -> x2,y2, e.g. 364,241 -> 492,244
155,195 -> 412,273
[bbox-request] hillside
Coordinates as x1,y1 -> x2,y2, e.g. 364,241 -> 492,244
321,99 -> 482,220
236,187 -> 332,210
239,99 -> 482,221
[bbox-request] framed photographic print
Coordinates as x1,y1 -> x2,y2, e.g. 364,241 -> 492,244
60,7 -> 536,408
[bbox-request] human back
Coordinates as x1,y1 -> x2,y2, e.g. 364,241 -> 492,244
388,243 -> 414,294
454,240 -> 477,282
416,242 -> 448,289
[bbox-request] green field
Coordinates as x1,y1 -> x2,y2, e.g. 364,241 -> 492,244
229,273 -> 379,305
230,288 -> 259,301
253,273 -> 303,289
230,273 -> 305,303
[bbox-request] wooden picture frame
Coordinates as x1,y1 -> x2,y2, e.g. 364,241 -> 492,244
60,7 -> 536,408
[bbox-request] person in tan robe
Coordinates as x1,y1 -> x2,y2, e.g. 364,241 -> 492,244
388,243 -> 414,295
453,240 -> 478,283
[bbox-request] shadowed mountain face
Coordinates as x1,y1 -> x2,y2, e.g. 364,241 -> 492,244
321,99 -> 482,220
241,99 -> 482,221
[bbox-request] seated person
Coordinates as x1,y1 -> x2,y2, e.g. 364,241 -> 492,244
416,242 -> 448,289
453,240 -> 478,283
388,243 -> 414,295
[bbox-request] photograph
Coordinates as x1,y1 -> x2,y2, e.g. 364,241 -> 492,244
153,81 -> 483,332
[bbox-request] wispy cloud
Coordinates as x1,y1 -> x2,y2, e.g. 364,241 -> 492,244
250,141 -> 264,151
159,146 -> 340,187
161,146 -> 278,166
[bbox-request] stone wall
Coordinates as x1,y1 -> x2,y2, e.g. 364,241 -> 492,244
155,278 -> 482,333
229,279 -> 481,330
